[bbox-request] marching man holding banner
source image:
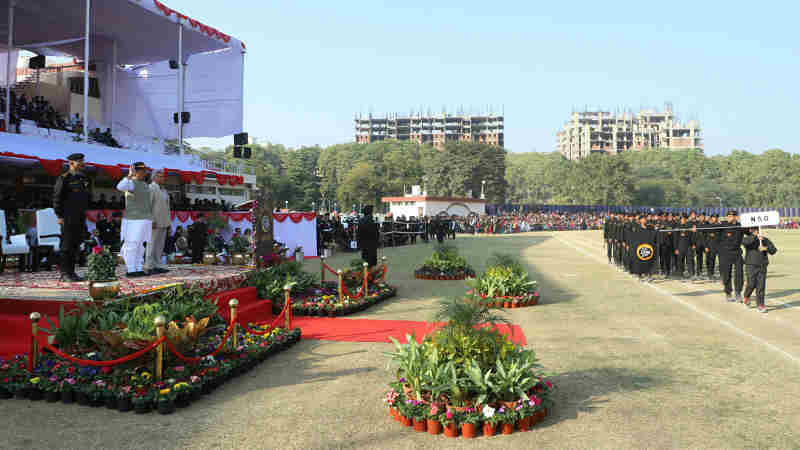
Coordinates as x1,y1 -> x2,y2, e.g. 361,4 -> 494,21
742,228 -> 777,313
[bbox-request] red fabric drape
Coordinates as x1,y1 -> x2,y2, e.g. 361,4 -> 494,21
176,211 -> 191,222
38,158 -> 65,177
273,212 -> 316,223
179,171 -> 195,184
216,174 -> 228,185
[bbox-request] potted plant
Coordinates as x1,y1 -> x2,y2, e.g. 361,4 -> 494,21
117,386 -> 133,412
203,233 -> 221,265
426,403 -> 442,435
397,399 -> 413,427
60,377 -> 77,403
41,375 -> 60,402
441,408 -> 459,438
497,406 -> 516,435
460,407 -> 482,438
87,379 -> 106,407
230,235 -> 250,265
173,381 -> 192,408
482,404 -> 500,436
133,390 -> 154,414
156,387 -> 177,414
87,246 -> 120,301
27,377 -> 43,401
408,400 -> 427,432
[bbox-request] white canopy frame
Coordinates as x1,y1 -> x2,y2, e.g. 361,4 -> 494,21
1,0 -> 245,143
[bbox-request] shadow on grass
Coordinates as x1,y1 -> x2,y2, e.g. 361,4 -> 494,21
539,367 -> 667,428
767,289 -> 800,300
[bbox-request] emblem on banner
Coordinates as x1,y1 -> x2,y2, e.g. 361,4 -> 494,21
636,243 -> 654,261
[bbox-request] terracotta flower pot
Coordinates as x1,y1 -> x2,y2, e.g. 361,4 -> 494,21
518,416 -> 532,431
426,419 -> 442,435
443,423 -> 459,438
461,423 -> 478,439
501,423 -> 514,435
413,418 -> 427,432
400,416 -> 413,427
503,302 -> 511,308
483,423 -> 496,437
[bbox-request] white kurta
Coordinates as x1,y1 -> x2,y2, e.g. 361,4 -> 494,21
117,177 -> 153,273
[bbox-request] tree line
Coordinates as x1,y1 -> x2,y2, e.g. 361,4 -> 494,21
195,142 -> 799,210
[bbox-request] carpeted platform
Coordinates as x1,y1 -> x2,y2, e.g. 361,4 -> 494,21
0,264 -> 253,301
293,317 -> 527,345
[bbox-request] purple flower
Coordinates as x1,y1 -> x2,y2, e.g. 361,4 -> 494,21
399,377 -> 405,383
49,375 -> 58,382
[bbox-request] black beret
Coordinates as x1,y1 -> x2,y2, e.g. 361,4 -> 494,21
133,162 -> 147,170
67,153 -> 85,161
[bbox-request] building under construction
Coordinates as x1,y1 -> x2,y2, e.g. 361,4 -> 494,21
556,104 -> 702,160
355,112 -> 504,149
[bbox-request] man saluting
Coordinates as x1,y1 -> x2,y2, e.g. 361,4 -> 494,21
53,153 -> 91,282
116,162 -> 153,277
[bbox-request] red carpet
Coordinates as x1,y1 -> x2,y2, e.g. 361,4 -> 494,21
292,317 -> 527,345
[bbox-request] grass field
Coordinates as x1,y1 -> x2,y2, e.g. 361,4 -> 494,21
3,231 -> 800,449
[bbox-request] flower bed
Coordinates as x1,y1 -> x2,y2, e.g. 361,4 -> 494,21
0,327 -> 301,414
468,254 -> 539,308
414,244 -> 475,281
287,283 -> 398,317
382,296 -> 555,438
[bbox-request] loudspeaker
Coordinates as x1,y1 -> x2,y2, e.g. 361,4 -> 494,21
233,146 -> 242,158
234,132 -> 248,146
243,147 -> 252,159
173,112 -> 191,124
169,60 -> 179,69
29,55 -> 45,69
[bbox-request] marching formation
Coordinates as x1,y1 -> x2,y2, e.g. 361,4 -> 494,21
603,210 -> 778,313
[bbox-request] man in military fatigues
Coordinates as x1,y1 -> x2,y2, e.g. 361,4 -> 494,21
53,153 -> 91,282
357,205 -> 380,267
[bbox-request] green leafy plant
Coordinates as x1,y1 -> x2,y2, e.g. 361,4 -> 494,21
121,303 -> 168,341
87,246 -> 117,281
41,305 -> 93,352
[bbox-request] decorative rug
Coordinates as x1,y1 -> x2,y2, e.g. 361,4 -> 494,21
0,265 -> 253,300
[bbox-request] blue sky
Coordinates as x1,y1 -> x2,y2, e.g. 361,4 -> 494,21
176,0 -> 798,155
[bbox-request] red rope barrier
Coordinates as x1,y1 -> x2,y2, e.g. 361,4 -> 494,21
165,323 -> 234,363
36,335 -> 166,367
239,298 -> 289,335
322,263 -> 339,276
340,279 -> 364,299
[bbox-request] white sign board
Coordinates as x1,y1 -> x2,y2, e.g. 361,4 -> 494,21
740,211 -> 780,227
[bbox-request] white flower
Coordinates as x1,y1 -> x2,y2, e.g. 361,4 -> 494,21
482,405 -> 495,418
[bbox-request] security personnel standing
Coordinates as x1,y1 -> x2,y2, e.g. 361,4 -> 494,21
673,214 -> 695,280
693,212 -> 707,279
357,205 -> 380,267
53,153 -> 91,282
717,210 -> 746,302
703,214 -> 720,280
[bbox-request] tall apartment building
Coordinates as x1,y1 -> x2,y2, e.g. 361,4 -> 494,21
355,113 -> 504,149
556,105 -> 702,160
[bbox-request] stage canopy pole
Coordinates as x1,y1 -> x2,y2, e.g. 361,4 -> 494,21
111,39 -> 116,133
5,0 -> 14,128
177,20 -> 183,155
83,0 -> 91,141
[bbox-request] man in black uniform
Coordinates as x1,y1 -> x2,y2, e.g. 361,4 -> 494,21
357,205 -> 379,267
717,210 -> 745,302
693,212 -> 707,280
704,214 -> 720,280
673,214 -> 695,280
188,214 -> 208,263
53,153 -> 91,282
742,227 -> 777,313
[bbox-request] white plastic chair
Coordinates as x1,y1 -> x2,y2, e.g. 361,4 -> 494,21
36,208 -> 61,256
0,209 -> 30,272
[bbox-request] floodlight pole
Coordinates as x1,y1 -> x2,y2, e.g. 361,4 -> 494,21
177,20 -> 184,156
5,0 -> 13,130
83,0 -> 90,141
111,39 -> 117,133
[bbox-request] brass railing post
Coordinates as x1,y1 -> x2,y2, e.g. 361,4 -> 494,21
29,312 -> 41,370
154,316 -> 166,382
320,255 -> 326,282
382,256 -> 388,281
284,287 -> 291,329
362,262 -> 369,293
229,299 -> 239,349
337,269 -> 344,302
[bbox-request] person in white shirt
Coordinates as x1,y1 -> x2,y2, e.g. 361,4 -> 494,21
116,162 -> 153,277
144,169 -> 171,274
